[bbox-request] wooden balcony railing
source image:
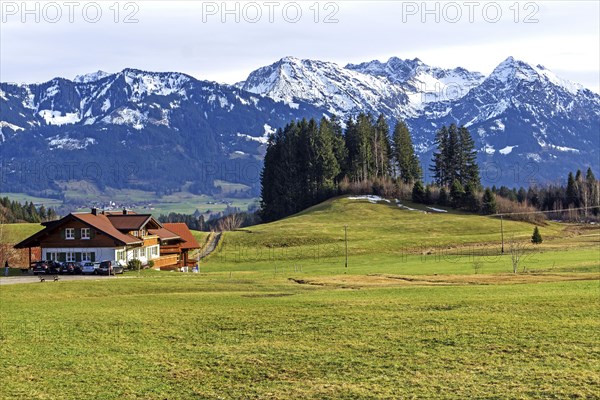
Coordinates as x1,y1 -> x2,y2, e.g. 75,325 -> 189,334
151,254 -> 179,269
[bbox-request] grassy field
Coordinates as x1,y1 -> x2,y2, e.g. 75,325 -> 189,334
0,193 -> 63,208
1,189 -> 257,217
0,196 -> 598,399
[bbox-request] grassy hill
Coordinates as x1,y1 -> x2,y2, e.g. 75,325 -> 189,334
0,223 -> 43,244
205,196 -> 598,276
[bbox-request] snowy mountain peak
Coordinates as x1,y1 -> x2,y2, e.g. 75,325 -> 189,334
74,70 -> 111,84
117,69 -> 192,101
489,57 -> 584,94
346,57 -> 483,85
241,56 -> 409,117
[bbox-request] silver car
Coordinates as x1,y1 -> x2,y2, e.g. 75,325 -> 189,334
81,261 -> 99,275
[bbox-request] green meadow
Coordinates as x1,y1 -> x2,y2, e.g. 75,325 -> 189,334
1,197 -> 598,399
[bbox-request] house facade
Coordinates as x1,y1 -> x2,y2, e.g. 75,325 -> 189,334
15,209 -> 198,268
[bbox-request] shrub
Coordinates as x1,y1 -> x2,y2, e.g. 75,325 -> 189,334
412,181 -> 426,203
128,259 -> 142,272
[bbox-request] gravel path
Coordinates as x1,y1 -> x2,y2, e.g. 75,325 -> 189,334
198,232 -> 222,259
0,274 -> 125,285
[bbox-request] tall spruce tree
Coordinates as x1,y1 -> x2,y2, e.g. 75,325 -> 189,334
374,114 -> 392,178
565,172 -> 578,207
315,117 -> 341,199
344,116 -> 361,181
431,124 -> 480,189
329,115 -> 348,182
431,125 -> 449,186
458,126 -> 480,188
393,120 -> 422,183
356,113 -> 375,181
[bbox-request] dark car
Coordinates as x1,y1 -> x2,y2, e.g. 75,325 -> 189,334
60,262 -> 82,275
32,261 -> 49,275
98,260 -> 124,275
33,261 -> 62,275
48,261 -> 62,274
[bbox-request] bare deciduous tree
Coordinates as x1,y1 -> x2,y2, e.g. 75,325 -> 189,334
508,236 -> 527,274
217,213 -> 243,232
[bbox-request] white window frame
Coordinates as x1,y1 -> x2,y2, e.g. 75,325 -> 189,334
81,252 -> 92,262
152,246 -> 158,256
65,228 -> 75,240
81,228 -> 91,240
133,248 -> 139,258
66,252 -> 76,262
47,252 -> 57,261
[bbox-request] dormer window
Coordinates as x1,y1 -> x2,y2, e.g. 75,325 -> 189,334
65,228 -> 75,240
81,228 -> 91,240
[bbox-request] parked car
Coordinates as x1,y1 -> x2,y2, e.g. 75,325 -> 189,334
48,261 -> 62,274
33,261 -> 62,275
61,262 -> 82,275
81,262 -> 99,275
32,261 -> 49,275
98,260 -> 123,275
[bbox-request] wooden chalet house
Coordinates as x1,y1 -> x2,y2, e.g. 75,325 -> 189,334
15,209 -> 199,269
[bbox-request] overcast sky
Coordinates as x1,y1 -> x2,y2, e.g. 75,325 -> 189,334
1,1 -> 598,92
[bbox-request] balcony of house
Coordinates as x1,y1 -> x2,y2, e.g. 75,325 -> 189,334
159,244 -> 181,255
142,235 -> 160,247
151,254 -> 179,269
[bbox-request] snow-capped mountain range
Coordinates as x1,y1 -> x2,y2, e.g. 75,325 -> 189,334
1,56 -> 598,195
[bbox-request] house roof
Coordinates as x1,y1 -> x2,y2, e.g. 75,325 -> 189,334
14,212 -> 143,248
106,214 -> 160,230
148,227 -> 182,241
75,213 -> 142,245
162,223 -> 200,249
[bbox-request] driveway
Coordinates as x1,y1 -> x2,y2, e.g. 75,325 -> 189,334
0,274 -> 126,285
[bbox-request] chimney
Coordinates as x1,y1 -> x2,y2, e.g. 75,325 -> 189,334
91,208 -> 97,216
123,208 -> 127,215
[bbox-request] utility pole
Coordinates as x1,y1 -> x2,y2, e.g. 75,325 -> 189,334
344,225 -> 348,273
500,215 -> 504,254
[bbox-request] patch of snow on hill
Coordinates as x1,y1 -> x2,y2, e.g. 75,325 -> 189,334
348,195 -> 390,203
38,110 -> 81,126
0,121 -> 25,131
426,207 -> 447,213
499,145 -> 518,155
48,135 -> 96,150
102,108 -> 146,130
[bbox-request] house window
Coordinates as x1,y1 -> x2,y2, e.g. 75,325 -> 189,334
152,246 -> 158,256
81,252 -> 92,262
65,228 -> 75,240
133,249 -> 139,258
116,250 -> 125,261
132,231 -> 139,237
47,252 -> 57,261
81,228 -> 91,240
66,252 -> 76,262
